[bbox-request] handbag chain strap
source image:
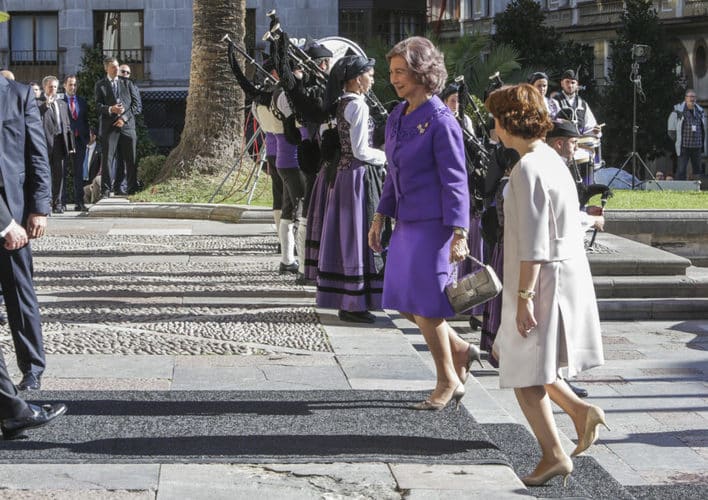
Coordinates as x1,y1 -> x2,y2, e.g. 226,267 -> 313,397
449,254 -> 484,287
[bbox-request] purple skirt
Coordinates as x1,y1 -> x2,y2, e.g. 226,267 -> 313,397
305,167 -> 331,281
383,218 -> 455,318
316,163 -> 383,311
481,242 -> 503,365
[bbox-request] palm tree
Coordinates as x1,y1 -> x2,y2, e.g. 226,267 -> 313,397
160,0 -> 246,179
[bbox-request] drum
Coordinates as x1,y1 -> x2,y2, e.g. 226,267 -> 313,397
573,149 -> 594,185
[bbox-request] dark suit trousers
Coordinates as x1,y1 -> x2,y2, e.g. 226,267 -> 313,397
72,135 -> 87,205
102,129 -> 137,194
49,134 -> 68,208
0,350 -> 30,419
0,244 -> 45,377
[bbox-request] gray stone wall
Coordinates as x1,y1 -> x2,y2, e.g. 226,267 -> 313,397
0,0 -> 193,86
0,0 -> 337,85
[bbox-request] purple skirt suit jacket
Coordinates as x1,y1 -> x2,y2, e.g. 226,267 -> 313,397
377,96 -> 470,317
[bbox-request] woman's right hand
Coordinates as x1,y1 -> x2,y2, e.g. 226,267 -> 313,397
368,219 -> 383,253
516,298 -> 537,338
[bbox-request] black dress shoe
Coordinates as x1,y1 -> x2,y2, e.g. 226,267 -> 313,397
16,373 -> 41,391
279,261 -> 299,274
295,272 -> 315,286
52,206 -> 64,214
338,310 -> 376,324
74,204 -> 88,212
566,379 -> 588,398
115,189 -> 128,196
1,403 -> 68,440
469,315 -> 483,331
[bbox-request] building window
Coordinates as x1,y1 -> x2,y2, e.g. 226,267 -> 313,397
431,0 -> 460,21
383,12 -> 423,46
471,0 -> 488,18
695,43 -> 707,79
340,9 -> 366,45
9,13 -> 58,63
94,11 -> 144,65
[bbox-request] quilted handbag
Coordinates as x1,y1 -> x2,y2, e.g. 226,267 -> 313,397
446,255 -> 502,314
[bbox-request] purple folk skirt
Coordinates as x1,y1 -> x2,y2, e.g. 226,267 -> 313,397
382,218 -> 456,318
316,163 -> 383,311
481,242 -> 504,367
305,166 -> 331,281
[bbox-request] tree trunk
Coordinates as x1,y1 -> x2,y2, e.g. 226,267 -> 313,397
160,0 -> 245,179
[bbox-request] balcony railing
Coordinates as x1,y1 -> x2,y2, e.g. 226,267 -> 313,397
685,0 -> 708,15
5,50 -> 59,83
576,0 -> 625,26
102,48 -> 147,81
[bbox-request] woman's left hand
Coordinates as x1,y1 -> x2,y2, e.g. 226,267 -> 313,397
449,234 -> 469,263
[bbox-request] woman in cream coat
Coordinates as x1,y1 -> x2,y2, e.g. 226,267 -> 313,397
486,84 -> 608,487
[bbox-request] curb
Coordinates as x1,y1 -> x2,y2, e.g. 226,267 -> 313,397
87,200 -> 271,223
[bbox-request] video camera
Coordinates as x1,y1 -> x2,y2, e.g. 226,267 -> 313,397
631,44 -> 651,63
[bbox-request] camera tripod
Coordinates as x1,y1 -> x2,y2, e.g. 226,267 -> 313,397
608,61 -> 661,190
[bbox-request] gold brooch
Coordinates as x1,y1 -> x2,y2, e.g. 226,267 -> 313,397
417,122 -> 429,135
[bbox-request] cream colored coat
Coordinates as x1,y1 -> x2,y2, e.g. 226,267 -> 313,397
495,143 -> 603,389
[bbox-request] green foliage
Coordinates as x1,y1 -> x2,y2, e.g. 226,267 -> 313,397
492,0 -> 597,104
589,190 -> 708,209
132,166 -> 273,208
364,38 -> 398,106
438,34 -> 521,98
600,0 -> 682,166
74,44 -> 105,133
493,0 -> 559,67
138,154 -> 166,186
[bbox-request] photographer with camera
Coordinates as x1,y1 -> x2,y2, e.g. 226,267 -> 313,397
668,89 -> 706,180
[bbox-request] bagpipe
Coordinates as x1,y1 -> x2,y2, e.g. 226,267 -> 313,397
455,75 -> 495,216
222,34 -> 278,107
263,11 -> 388,133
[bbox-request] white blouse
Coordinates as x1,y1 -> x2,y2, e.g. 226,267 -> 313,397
342,92 -> 386,166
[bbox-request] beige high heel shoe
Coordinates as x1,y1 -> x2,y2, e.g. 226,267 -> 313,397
460,344 -> 483,383
411,384 -> 465,411
522,457 -> 573,487
571,405 -> 610,457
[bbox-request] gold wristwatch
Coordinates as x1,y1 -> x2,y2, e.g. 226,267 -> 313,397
518,289 -> 536,300
453,227 -> 468,238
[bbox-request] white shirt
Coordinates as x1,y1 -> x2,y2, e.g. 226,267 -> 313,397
342,92 -> 385,166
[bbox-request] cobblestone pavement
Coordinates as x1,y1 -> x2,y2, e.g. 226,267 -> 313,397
15,232 -> 329,356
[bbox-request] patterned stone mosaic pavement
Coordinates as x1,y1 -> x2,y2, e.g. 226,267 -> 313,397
3,233 -> 330,356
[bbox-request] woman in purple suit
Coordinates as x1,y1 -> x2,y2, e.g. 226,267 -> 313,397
368,37 -> 481,410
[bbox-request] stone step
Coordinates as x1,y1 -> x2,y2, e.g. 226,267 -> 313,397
587,233 -> 691,276
593,266 -> 708,298
598,297 -> 708,320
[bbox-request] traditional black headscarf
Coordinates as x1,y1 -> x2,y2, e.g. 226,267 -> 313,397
325,55 -> 376,109
439,82 -> 460,103
528,71 -> 549,85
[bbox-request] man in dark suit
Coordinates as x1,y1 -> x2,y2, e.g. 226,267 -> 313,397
0,187 -> 66,439
63,75 -> 90,211
0,75 -> 52,392
38,75 -> 75,214
95,57 -> 141,197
